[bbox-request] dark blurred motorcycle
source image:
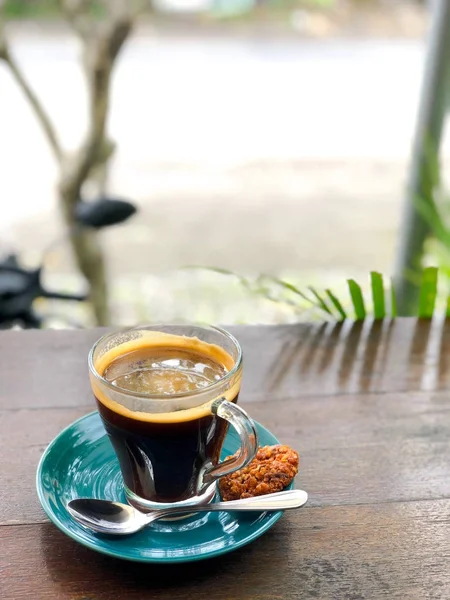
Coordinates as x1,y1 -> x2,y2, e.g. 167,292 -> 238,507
0,196 -> 137,329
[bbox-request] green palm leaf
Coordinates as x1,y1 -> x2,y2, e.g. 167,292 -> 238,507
414,195 -> 450,248
308,286 -> 333,316
418,266 -> 438,318
257,275 -> 316,306
325,289 -> 347,320
348,279 -> 366,320
370,272 -> 385,319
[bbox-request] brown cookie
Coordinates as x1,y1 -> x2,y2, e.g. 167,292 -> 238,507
219,444 -> 299,501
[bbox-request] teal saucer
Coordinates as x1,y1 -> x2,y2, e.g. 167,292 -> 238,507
36,411 -> 293,563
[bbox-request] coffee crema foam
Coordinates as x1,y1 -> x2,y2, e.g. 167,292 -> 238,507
91,331 -> 241,424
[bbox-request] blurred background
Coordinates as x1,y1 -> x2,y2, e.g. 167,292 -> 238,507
0,0 -> 448,328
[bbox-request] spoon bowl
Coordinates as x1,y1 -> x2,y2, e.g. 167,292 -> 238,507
67,489 -> 308,535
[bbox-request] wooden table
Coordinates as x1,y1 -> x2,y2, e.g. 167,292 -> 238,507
2,319 -> 450,599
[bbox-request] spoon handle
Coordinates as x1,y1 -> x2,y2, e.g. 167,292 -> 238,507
211,489 -> 308,511
146,489 -> 308,521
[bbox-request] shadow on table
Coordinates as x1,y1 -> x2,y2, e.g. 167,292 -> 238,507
39,522 -> 287,598
264,318 -> 450,395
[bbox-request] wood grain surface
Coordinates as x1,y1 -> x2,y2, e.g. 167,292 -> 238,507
1,319 -> 450,599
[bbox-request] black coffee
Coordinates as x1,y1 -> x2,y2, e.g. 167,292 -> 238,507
94,341 -> 237,503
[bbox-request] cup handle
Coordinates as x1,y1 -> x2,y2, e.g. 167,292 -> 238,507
198,398 -> 259,493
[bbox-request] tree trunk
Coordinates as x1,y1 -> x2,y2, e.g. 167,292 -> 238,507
60,188 -> 110,326
1,8 -> 136,328
393,0 -> 450,314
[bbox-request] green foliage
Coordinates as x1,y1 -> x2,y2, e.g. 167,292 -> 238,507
296,158 -> 450,322
308,286 -> 333,316
194,166 -> 450,323
278,267 -> 444,320
3,1 -> 59,18
192,141 -> 450,324
2,0 -> 105,19
197,266 -> 445,321
370,272 -> 385,319
417,266 -> 438,318
410,151 -> 450,315
347,279 -> 366,320
325,289 -> 347,320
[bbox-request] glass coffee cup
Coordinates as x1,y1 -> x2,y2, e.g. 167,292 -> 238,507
89,324 -> 258,512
